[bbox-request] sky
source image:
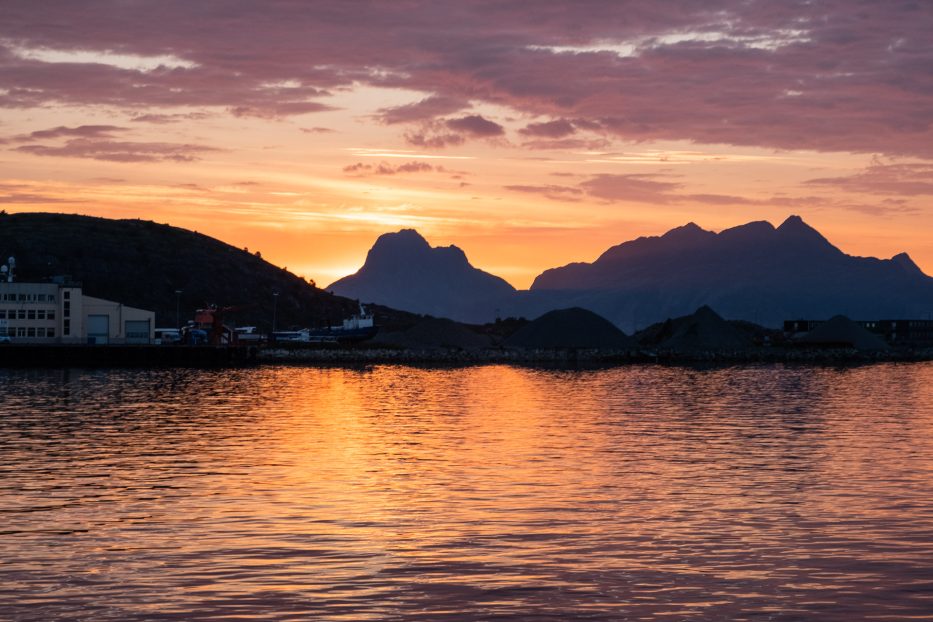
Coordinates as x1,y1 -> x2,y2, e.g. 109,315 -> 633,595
1,0 -> 932,288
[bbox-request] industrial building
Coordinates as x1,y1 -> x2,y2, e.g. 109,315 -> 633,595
0,277 -> 155,344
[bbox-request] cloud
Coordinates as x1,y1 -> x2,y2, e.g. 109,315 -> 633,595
404,131 -> 465,148
519,119 -> 576,138
805,161 -> 933,196
505,184 -> 583,201
444,114 -> 504,137
508,171 -> 919,216
300,126 -> 335,134
377,96 -> 469,124
4,124 -> 124,142
343,160 -> 438,175
15,139 -> 219,162
520,137 -> 611,150
0,2 -> 931,156
579,174 -> 682,203
131,112 -> 210,124
0,192 -> 81,204
229,101 -> 335,119
4,123 -> 219,162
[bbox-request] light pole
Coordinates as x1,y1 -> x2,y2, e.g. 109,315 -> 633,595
175,289 -> 182,328
272,291 -> 279,333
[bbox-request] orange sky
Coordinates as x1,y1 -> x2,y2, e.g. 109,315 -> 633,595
2,3 -> 931,288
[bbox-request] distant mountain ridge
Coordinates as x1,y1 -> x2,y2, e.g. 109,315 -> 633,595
332,217 -> 933,329
327,229 -> 515,322
526,215 -> 933,330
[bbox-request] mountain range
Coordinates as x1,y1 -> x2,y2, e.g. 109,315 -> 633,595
327,216 -> 933,330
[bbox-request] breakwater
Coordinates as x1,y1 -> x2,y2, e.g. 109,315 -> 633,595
0,344 -> 259,368
260,345 -> 933,365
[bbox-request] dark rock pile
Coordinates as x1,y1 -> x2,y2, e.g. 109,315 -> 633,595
504,307 -> 632,349
373,317 -> 492,349
795,315 -> 890,351
639,305 -> 754,351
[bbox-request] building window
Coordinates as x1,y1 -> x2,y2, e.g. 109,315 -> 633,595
63,291 -> 70,300
0,310 -> 5,319
63,301 -> 70,317
63,320 -> 70,336
17,310 -> 25,320
37,310 -> 45,320
49,295 -> 55,303
17,327 -> 26,337
37,294 -> 46,302
47,310 -> 55,320
47,328 -> 54,338
36,327 -> 45,338
27,309 -> 35,320
18,294 -> 26,301
27,327 -> 35,337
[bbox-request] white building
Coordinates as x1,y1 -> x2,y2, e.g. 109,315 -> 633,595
0,280 -> 155,344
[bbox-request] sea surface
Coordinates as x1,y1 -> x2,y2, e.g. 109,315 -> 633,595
2,363 -> 933,621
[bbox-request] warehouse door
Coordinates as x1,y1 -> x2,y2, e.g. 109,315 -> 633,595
87,314 -> 109,344
124,319 -> 151,344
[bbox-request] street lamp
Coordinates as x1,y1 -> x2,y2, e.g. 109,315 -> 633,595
175,289 -> 182,328
272,291 -> 279,333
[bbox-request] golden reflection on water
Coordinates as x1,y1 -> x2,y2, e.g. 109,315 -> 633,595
2,363 -> 933,621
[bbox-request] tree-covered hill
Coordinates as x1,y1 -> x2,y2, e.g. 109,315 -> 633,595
0,212 -> 413,330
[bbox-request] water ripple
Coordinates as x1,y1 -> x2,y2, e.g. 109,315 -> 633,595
2,363 -> 932,620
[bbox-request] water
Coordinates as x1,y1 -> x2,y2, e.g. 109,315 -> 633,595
2,363 -> 933,621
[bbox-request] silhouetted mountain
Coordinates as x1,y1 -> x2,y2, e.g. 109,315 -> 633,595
327,229 -> 515,322
525,215 -> 933,330
0,212 -> 415,329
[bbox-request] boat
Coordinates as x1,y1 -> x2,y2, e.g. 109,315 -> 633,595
307,304 -> 378,343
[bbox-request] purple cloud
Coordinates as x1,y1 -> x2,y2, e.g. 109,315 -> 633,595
132,112 -> 210,124
580,174 -> 682,203
0,2 -> 931,156
7,125 -> 124,142
444,115 -> 504,137
404,131 -> 465,148
0,192 -> 81,204
519,119 -> 576,138
805,162 -> 933,196
505,184 -> 583,202
15,139 -> 219,162
377,96 -> 469,124
343,160 -> 438,175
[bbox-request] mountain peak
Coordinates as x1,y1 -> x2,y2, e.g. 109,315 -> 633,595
891,252 -> 924,275
372,228 -> 431,251
327,229 -> 515,321
777,214 -> 809,232
661,221 -> 714,242
775,214 -> 839,253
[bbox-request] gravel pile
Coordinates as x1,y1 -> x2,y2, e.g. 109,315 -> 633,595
504,307 -> 631,349
644,305 -> 754,351
796,315 -> 889,350
373,317 -> 492,349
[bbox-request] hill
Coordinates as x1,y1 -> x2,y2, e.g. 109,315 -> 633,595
0,212 -> 414,330
327,229 -> 515,323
